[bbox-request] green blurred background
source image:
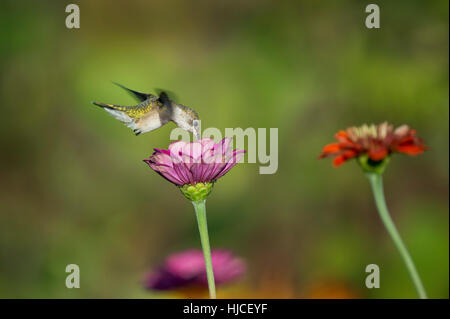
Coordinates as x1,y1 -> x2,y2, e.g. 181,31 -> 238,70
0,0 -> 448,298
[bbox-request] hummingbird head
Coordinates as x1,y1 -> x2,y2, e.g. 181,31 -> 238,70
172,104 -> 201,140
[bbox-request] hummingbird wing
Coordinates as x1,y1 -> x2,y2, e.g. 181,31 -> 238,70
92,97 -> 165,135
155,88 -> 179,104
157,91 -> 174,113
112,82 -> 150,102
156,91 -> 199,121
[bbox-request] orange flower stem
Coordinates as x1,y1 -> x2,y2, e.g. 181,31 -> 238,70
367,173 -> 427,299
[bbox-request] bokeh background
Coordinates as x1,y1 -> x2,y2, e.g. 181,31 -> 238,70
0,0 -> 448,298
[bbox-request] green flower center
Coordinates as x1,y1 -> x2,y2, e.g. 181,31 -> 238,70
357,154 -> 391,175
179,182 -> 214,202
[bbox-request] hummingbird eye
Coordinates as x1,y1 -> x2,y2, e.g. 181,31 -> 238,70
193,120 -> 200,127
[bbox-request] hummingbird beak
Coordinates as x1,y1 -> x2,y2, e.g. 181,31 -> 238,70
192,119 -> 201,141
193,127 -> 201,141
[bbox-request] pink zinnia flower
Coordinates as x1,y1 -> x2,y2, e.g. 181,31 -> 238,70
144,137 -> 245,186
145,249 -> 246,291
144,137 -> 245,201
144,138 -> 245,298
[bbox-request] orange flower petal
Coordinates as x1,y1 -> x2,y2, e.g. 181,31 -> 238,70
335,130 -> 349,138
333,155 -> 347,167
396,145 -> 426,155
368,148 -> 388,161
342,150 -> 358,158
335,130 -> 351,143
322,143 -> 342,154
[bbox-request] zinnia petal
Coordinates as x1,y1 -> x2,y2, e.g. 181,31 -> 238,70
149,164 -> 185,185
215,150 -> 245,179
396,145 -> 426,155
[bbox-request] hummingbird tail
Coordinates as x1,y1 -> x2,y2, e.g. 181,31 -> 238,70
92,101 -> 128,112
93,101 -> 140,132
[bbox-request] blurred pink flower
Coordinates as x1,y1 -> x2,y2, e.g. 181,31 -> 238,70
145,249 -> 246,291
143,137 -> 245,186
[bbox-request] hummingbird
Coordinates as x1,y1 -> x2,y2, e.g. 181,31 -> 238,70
92,83 -> 200,138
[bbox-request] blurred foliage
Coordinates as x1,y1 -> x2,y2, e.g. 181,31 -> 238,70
0,0 -> 448,298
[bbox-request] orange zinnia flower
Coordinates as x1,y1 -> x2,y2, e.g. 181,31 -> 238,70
319,122 -> 427,167
319,122 -> 429,298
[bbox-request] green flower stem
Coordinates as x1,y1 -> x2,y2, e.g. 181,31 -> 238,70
367,173 -> 427,299
192,200 -> 216,299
